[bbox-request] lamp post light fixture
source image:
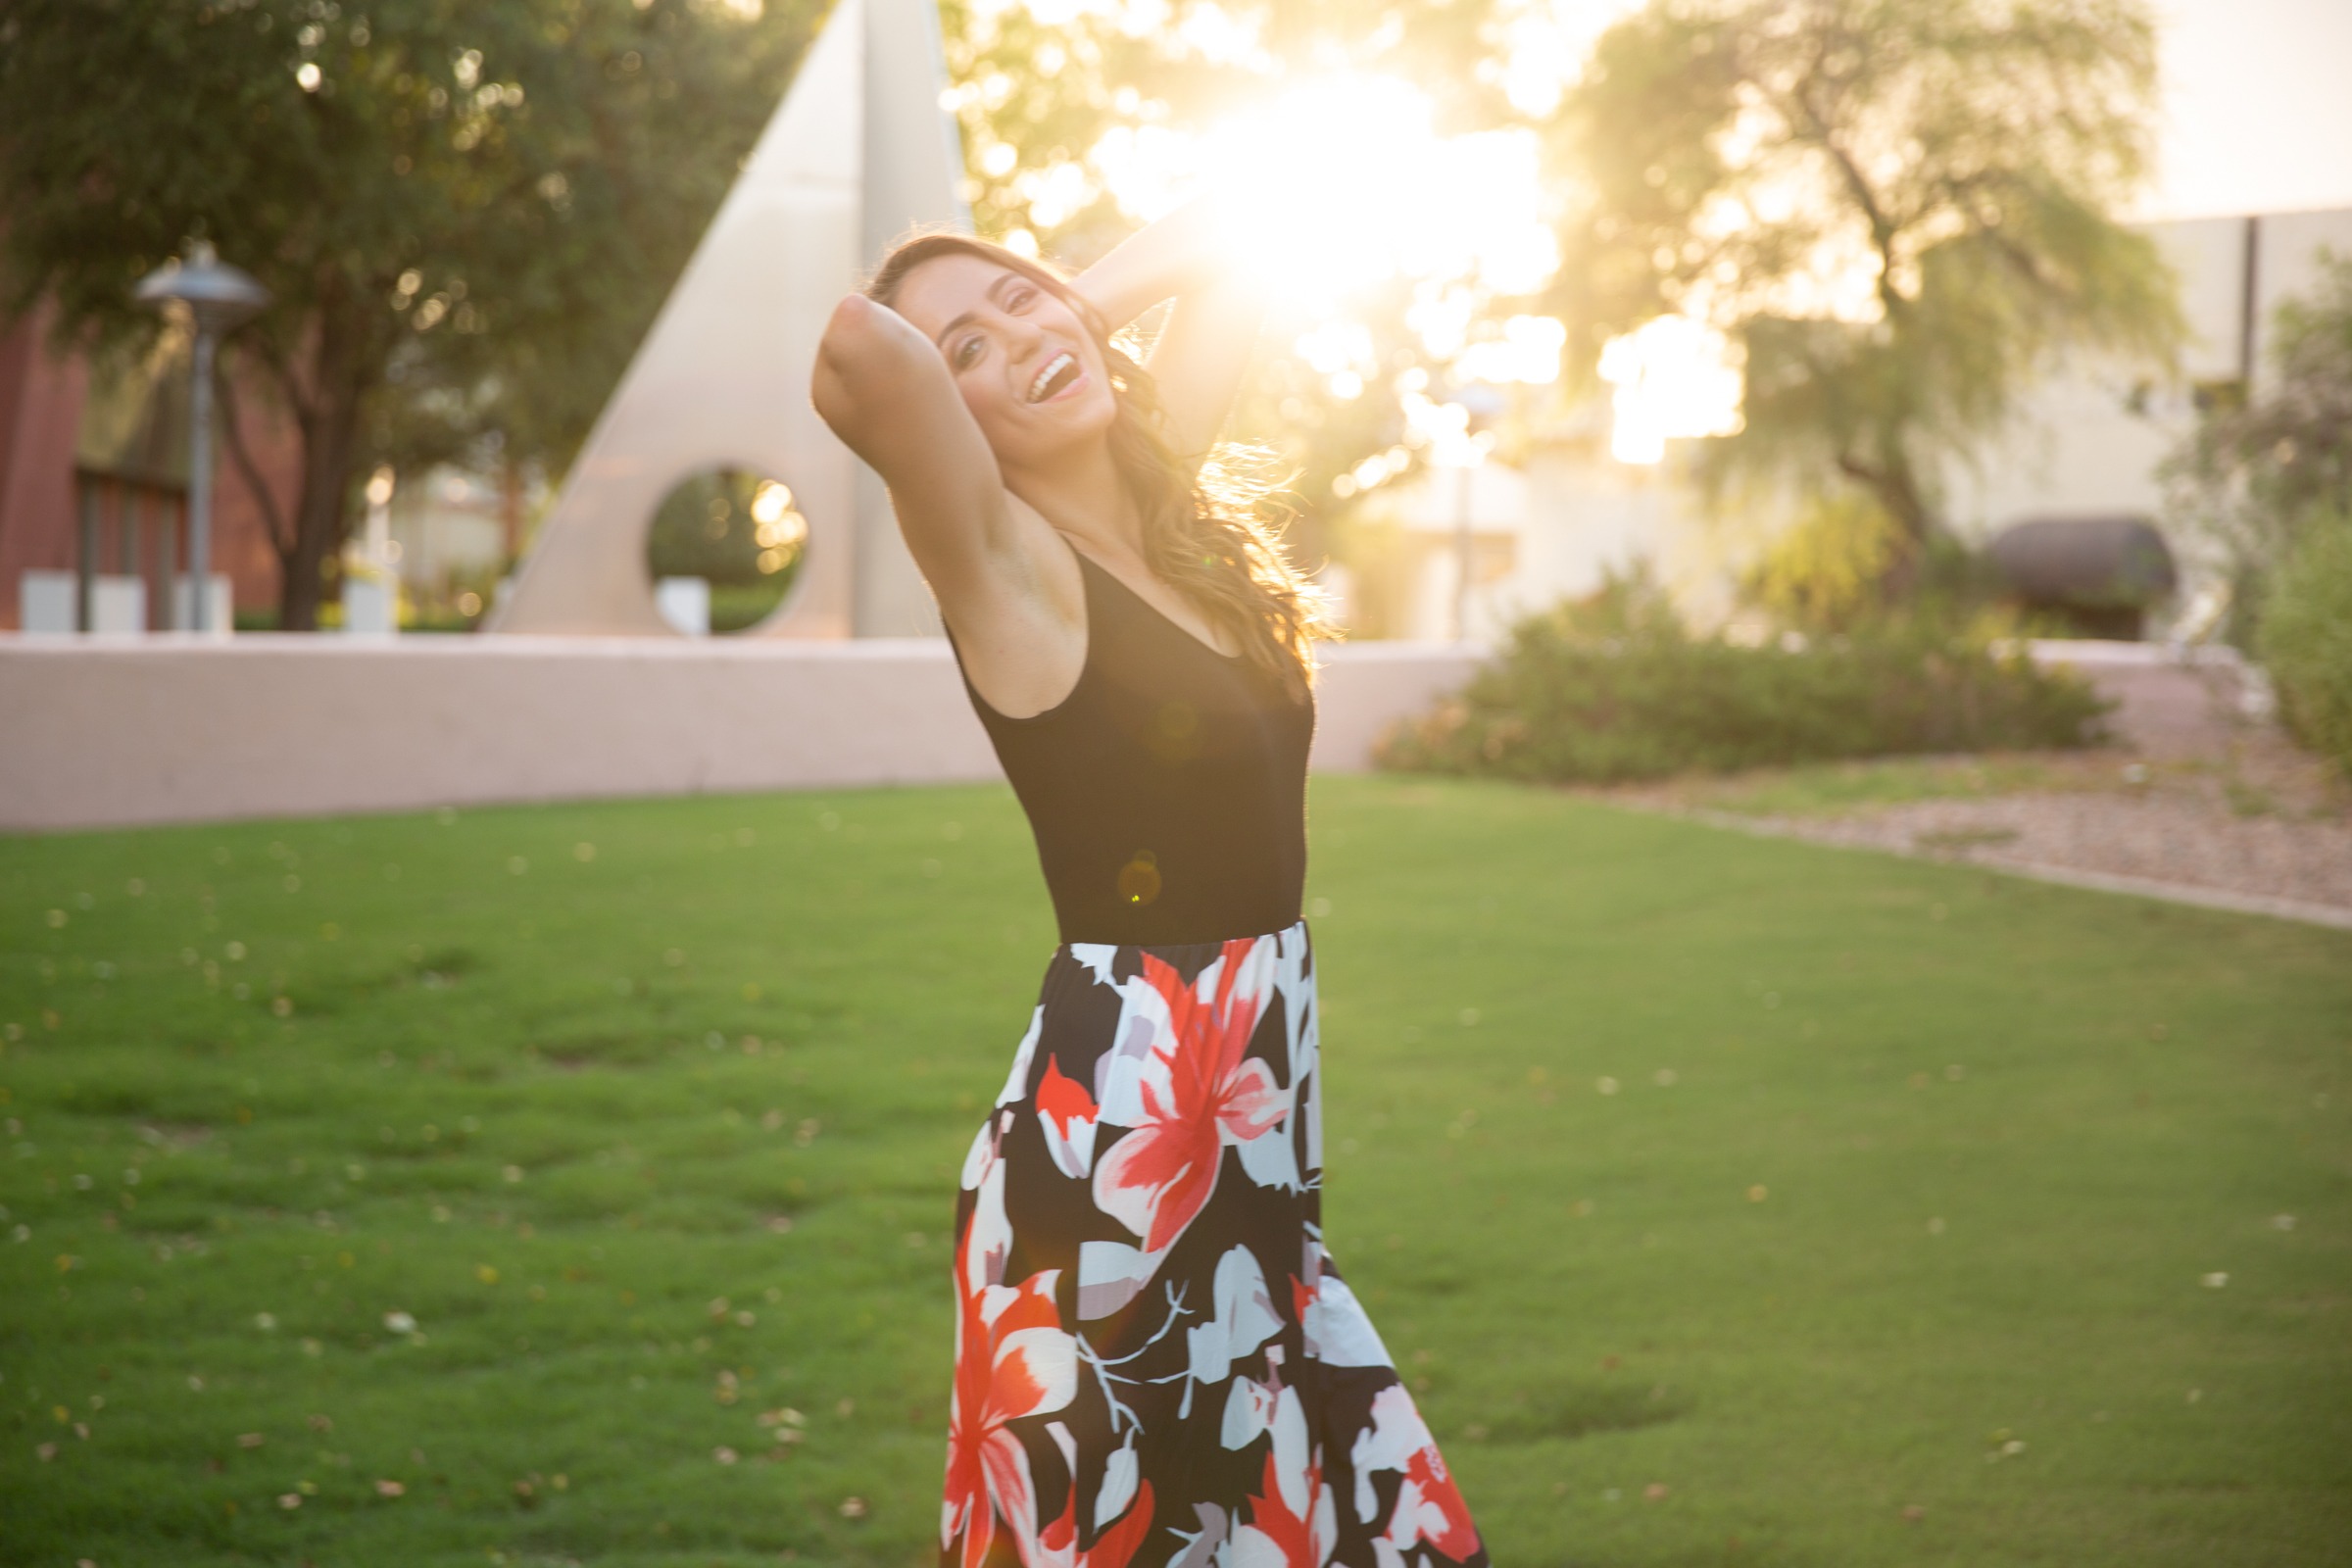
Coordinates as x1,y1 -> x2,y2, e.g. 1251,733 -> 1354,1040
135,242 -> 270,633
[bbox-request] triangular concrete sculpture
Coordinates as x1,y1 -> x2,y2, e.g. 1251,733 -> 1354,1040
488,0 -> 968,637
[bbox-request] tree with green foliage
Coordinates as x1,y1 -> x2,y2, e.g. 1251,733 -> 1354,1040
0,0 -> 816,628
2257,512 -> 2352,782
2162,253 -> 2352,641
2161,253 -> 2352,772
1552,0 -> 2181,597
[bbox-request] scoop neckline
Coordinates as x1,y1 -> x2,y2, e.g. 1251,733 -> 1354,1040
946,540 -> 1248,728
1067,547 -> 1246,664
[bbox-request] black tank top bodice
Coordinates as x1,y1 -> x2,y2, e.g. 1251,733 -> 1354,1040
951,550 -> 1314,946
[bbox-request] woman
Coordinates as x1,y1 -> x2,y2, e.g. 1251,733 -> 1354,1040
812,200 -> 1485,1568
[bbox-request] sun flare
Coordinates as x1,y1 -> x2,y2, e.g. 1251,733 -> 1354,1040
1068,58 -> 1744,467
1195,77 -> 1558,305
1089,73 -> 1561,386
1597,317 -> 1745,466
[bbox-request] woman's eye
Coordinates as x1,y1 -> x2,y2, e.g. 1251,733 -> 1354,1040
954,337 -> 983,368
1008,287 -> 1035,312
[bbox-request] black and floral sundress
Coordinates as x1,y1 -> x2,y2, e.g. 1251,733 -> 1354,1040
940,548 -> 1485,1568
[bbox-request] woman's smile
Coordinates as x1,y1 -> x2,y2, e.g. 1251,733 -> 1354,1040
1026,349 -> 1084,404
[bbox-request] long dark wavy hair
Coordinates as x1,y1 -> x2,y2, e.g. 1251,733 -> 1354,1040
864,230 -> 1329,692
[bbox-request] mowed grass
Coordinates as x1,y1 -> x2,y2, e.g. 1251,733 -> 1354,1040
1,775 -> 2348,1568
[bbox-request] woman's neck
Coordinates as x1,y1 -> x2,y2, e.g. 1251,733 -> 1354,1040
1004,439 -> 1145,564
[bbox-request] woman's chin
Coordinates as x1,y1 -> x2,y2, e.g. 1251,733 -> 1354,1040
1028,402 -> 1119,451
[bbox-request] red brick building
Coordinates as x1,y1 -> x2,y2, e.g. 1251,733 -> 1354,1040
0,302 -> 299,630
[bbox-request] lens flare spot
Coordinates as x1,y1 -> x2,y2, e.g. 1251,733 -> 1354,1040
1116,850 -> 1162,906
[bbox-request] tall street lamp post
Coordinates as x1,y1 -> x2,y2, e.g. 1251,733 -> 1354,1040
135,243 -> 270,633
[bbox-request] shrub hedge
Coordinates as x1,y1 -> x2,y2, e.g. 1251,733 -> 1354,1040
2258,514 -> 2352,781
1377,585 -> 2109,784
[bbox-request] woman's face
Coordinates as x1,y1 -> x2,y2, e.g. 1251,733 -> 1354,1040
888,253 -> 1118,470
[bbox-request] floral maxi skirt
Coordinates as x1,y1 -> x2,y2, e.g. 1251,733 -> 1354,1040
944,922 -> 1487,1568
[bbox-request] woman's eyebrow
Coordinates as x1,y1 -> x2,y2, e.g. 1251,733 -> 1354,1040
932,271 -> 1023,352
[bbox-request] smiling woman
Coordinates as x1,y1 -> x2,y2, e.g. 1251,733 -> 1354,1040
822,215 -> 1325,709
808,205 -> 1489,1568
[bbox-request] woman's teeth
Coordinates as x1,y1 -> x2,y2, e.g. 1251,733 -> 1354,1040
1029,352 -> 1076,403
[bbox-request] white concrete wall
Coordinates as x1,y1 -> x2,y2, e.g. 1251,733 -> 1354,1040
0,636 -> 1483,832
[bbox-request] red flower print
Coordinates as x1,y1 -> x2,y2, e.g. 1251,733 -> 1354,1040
1235,1446 -> 1337,1568
1353,1385 -> 1481,1566
1037,1054 -> 1102,1180
943,1270 -> 1079,1568
1381,1446 -> 1479,1564
1038,1480 -> 1157,1568
1095,940 -> 1289,1253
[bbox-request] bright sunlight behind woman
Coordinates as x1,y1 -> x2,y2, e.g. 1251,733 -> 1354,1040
1084,67 -> 1743,467
1092,74 -> 1558,359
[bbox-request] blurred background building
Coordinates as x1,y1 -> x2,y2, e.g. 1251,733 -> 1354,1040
6,201 -> 2348,637
0,308 -> 528,632
1346,204 -> 2352,644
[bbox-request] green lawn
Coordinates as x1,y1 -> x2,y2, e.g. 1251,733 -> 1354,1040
2,776 -> 2347,1567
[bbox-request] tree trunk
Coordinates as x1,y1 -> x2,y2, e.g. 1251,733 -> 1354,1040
1837,451 -> 1932,603
500,453 -> 526,566
278,399 -> 359,631
272,298 -> 378,632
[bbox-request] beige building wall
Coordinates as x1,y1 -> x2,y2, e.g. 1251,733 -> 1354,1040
1950,208 -> 2352,533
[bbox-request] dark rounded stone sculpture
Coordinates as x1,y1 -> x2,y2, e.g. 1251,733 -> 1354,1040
1988,514 -> 2178,639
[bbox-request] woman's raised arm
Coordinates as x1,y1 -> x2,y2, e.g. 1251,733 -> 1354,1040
1071,197 -> 1266,466
810,293 -> 1014,594
810,289 -> 1085,716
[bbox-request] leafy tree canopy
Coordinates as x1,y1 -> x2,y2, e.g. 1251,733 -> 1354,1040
1553,0 -> 2182,594
0,0 -> 816,627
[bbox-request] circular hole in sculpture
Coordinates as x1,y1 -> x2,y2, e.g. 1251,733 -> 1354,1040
643,467 -> 808,635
